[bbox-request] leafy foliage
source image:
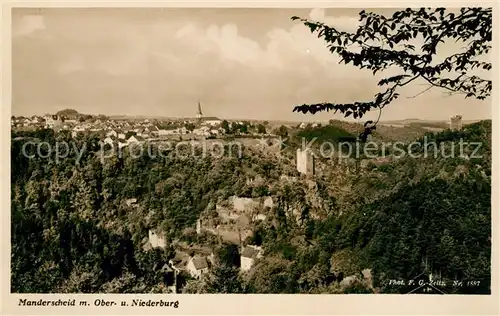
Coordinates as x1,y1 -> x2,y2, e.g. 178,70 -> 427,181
11,121 -> 491,294
296,124 -> 356,144
292,8 -> 492,121
247,121 -> 491,294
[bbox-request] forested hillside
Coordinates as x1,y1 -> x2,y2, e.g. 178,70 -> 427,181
11,121 -> 491,294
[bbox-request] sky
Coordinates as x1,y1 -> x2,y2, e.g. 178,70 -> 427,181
11,8 -> 492,122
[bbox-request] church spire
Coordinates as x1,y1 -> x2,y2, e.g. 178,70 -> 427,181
196,100 -> 203,120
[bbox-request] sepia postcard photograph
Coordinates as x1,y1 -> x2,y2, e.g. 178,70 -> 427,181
2,1 -> 499,315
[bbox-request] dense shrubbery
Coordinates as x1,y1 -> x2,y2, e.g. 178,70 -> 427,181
11,128 -> 284,293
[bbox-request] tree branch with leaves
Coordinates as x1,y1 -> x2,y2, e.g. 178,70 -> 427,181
292,7 -> 492,139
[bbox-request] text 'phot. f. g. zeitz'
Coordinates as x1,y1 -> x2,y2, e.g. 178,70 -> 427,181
9,5 -> 492,302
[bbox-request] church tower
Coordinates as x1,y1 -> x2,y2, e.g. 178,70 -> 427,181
196,100 -> 203,121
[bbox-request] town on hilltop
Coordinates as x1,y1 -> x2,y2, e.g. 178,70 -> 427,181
11,102 -> 465,146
